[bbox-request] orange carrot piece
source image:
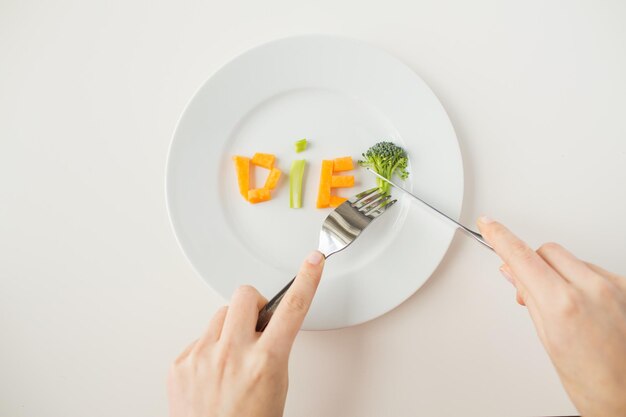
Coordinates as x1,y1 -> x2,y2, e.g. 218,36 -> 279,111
316,160 -> 334,208
333,156 -> 354,172
330,175 -> 354,188
264,167 -> 282,190
251,153 -> 275,169
329,195 -> 348,207
232,156 -> 250,201
247,188 -> 271,204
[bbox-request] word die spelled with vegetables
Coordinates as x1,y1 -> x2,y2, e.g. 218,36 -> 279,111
232,152 -> 355,209
232,141 -> 409,209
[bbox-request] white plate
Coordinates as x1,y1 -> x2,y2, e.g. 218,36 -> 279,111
166,35 -> 463,330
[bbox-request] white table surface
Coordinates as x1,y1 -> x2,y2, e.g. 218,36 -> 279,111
2,1 -> 625,416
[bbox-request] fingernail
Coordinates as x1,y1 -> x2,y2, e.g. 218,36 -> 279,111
478,215 -> 494,224
306,251 -> 324,265
499,265 -> 514,285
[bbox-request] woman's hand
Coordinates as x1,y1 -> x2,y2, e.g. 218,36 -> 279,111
167,251 -> 325,417
477,217 -> 626,417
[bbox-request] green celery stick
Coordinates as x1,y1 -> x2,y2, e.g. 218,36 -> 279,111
294,138 -> 307,153
289,159 -> 306,208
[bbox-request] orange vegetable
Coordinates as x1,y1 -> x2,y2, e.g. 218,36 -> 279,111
331,175 -> 354,188
251,153 -> 275,169
316,160 -> 334,208
333,156 -> 354,172
232,156 -> 250,201
329,195 -> 348,207
247,188 -> 271,204
264,167 -> 282,190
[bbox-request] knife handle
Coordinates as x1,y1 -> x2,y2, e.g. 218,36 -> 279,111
255,276 -> 296,332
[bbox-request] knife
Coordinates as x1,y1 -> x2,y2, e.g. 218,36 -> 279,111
366,168 -> 494,251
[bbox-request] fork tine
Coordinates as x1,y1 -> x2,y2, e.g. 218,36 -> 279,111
358,194 -> 390,212
352,190 -> 384,209
354,191 -> 383,210
366,198 -> 398,218
348,187 -> 379,205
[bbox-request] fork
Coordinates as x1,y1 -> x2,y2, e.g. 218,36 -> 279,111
255,187 -> 397,332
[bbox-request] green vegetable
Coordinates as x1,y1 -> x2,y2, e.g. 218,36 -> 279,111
358,141 -> 409,194
289,159 -> 306,208
294,138 -> 307,153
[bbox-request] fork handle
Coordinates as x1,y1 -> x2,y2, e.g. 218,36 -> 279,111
255,277 -> 296,332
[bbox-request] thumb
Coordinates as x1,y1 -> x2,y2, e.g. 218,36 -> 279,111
261,251 -> 325,351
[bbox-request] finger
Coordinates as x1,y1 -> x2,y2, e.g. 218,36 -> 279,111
499,263 -> 548,348
523,294 -> 548,348
477,217 -> 567,308
221,286 -> 267,342
501,263 -> 527,306
174,338 -> 199,364
262,251 -> 325,352
198,306 -> 229,345
501,264 -> 550,346
585,261 -> 626,290
536,242 -> 597,287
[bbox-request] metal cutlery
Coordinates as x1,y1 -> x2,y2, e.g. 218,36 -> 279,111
255,187 -> 397,331
366,168 -> 493,251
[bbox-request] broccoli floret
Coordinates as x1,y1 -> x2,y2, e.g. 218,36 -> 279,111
358,141 -> 409,194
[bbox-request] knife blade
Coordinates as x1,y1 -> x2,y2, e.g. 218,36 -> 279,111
365,168 -> 493,251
